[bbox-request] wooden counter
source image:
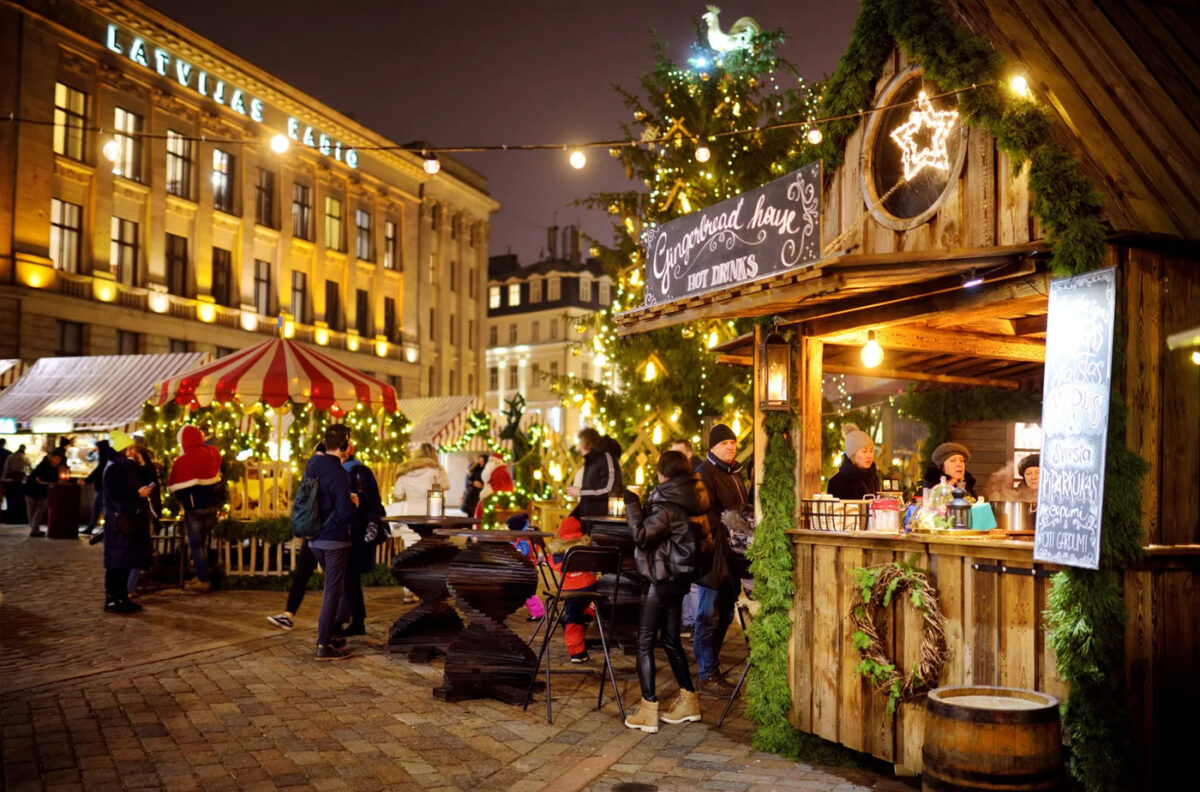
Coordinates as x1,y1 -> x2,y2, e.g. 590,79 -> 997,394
787,529 -> 1200,776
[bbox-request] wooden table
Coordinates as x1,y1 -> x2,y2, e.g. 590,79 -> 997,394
386,515 -> 479,661
431,528 -> 554,704
579,515 -> 643,654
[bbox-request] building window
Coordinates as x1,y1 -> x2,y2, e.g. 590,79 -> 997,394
549,361 -> 559,378
430,204 -> 440,231
450,370 -> 459,394
548,276 -> 561,301
166,131 -> 194,199
291,271 -> 308,324
49,198 -> 82,273
449,261 -> 457,292
428,253 -> 437,285
356,209 -> 372,261
508,323 -> 517,344
212,149 -> 235,213
489,325 -> 498,346
450,214 -> 458,240
52,83 -> 87,161
117,330 -> 141,355
112,107 -> 143,182
255,168 -> 276,227
384,220 -> 398,270
449,315 -> 457,345
468,373 -> 475,393
582,362 -> 591,380
215,346 -> 235,359
532,321 -> 540,342
254,259 -> 272,316
166,233 -> 188,296
110,217 -> 138,286
56,320 -> 83,356
169,339 -> 192,354
599,281 -> 610,305
292,183 -> 312,240
212,247 -> 233,307
384,297 -> 396,342
530,279 -> 542,303
324,197 -> 344,251
580,276 -> 592,302
508,364 -> 518,389
325,280 -> 341,330
550,320 -> 559,341
356,288 -> 369,337
429,308 -> 436,340
532,362 -> 541,382
469,266 -> 476,298
508,283 -> 521,307
489,366 -> 498,390
468,319 -> 475,350
428,366 -> 437,396
488,286 -> 501,309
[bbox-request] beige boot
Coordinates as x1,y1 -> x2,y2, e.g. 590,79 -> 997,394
624,698 -> 659,733
660,688 -> 702,724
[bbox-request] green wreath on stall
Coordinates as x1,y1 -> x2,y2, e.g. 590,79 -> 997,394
850,563 -> 948,715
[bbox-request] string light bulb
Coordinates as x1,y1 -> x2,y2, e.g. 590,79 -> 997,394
422,153 -> 441,175
569,149 -> 586,169
806,127 -> 822,145
1010,74 -> 1031,99
269,134 -> 289,154
694,144 -> 711,163
860,330 -> 884,368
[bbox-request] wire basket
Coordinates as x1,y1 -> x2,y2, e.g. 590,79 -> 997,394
799,499 -> 871,532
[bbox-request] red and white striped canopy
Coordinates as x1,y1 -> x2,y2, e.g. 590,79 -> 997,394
153,338 -> 398,414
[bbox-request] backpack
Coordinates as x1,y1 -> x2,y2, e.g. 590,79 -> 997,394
347,463 -> 390,545
291,475 -> 333,538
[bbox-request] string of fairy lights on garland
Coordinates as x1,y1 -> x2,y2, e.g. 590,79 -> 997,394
436,410 -> 508,457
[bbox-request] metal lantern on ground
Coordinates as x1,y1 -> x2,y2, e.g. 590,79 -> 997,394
759,330 -> 790,410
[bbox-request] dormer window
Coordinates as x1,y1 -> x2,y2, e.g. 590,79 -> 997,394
508,283 -> 521,306
530,278 -> 542,303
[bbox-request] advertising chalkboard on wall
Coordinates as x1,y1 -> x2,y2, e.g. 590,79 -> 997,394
1033,268 -> 1117,570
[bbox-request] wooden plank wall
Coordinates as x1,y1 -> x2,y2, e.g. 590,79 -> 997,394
823,48 -> 1035,261
948,419 -> 1009,482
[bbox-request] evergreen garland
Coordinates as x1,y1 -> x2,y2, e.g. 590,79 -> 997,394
898,385 -> 1043,465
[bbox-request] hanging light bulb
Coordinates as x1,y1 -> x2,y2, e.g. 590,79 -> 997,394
806,127 -> 823,146
422,153 -> 441,175
569,149 -> 586,169
860,330 -> 884,368
1010,74 -> 1031,98
102,138 -> 120,162
707,330 -> 719,349
269,134 -> 290,154
694,144 -> 711,163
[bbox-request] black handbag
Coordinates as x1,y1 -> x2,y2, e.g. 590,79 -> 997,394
116,508 -> 150,537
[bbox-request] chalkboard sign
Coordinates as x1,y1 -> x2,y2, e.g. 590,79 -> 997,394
642,161 -> 821,306
1033,268 -> 1116,570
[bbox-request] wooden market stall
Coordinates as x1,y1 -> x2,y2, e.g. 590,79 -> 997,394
616,4 -> 1199,786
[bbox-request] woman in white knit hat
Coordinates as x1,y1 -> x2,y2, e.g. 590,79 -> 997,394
827,424 -> 880,500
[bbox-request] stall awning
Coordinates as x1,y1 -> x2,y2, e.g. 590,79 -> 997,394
0,359 -> 28,393
397,395 -> 484,448
0,353 -> 207,432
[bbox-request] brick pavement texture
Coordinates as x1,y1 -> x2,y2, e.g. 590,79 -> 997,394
0,526 -> 914,791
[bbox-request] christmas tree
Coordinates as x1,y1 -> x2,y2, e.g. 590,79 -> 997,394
557,22 -> 821,483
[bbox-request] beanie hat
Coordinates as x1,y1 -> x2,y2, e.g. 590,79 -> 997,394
709,423 -> 736,448
842,423 -> 872,458
557,515 -> 584,542
1018,453 -> 1040,476
109,430 -> 135,452
932,442 -> 971,467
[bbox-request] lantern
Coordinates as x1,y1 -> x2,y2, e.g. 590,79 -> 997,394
426,489 -> 445,519
758,330 -> 790,410
948,487 -> 971,529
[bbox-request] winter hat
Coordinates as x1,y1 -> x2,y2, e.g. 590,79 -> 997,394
177,424 -> 206,450
506,513 -> 529,532
557,515 -> 584,542
842,424 -> 873,458
109,430 -> 135,452
932,442 -> 971,467
1018,453 -> 1040,476
709,423 -> 736,448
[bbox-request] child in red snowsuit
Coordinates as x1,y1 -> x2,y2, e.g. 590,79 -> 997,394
545,515 -> 599,662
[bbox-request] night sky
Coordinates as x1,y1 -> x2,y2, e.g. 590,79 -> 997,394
144,0 -> 860,264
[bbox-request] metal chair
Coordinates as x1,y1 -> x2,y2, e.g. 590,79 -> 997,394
522,545 -> 626,724
717,600 -> 754,728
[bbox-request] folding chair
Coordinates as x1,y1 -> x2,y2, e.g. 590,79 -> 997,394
717,600 -> 754,728
523,545 -> 626,724
525,537 -> 560,649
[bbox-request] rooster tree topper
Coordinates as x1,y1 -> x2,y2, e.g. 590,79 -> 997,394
701,5 -> 762,52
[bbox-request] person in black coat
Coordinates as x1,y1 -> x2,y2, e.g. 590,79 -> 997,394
567,427 -> 621,517
460,453 -> 486,516
623,451 -> 711,732
921,442 -> 978,498
25,450 -> 65,538
827,424 -> 881,500
102,432 -> 154,613
81,440 -> 114,535
338,453 -> 384,637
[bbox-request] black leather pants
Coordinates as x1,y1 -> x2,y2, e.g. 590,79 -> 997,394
636,580 -> 695,702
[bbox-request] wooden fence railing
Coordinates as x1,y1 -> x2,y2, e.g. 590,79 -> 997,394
217,535 -> 406,577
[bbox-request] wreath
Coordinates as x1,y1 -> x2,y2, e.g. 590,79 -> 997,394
850,563 -> 948,715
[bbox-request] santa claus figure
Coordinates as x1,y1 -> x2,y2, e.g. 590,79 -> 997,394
475,452 -> 513,518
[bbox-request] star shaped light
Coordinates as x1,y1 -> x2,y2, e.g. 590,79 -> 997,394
889,91 -> 959,181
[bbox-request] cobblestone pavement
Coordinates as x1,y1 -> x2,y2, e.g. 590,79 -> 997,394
1,526 -> 914,792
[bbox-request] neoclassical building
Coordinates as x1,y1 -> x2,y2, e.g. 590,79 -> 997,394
486,226 -> 614,437
0,0 -> 497,398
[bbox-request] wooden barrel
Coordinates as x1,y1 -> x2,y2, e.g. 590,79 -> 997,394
922,686 -> 1064,791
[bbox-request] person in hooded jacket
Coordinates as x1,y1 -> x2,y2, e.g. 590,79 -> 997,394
168,425 -> 223,592
101,431 -> 153,612
338,450 -> 384,637
827,424 -> 880,500
392,443 -> 450,505
567,427 -> 621,517
921,442 -> 978,498
81,440 -> 114,535
622,450 -> 712,733
304,425 -> 359,660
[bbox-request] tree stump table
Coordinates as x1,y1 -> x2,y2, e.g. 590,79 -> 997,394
432,528 -> 554,704
386,516 -> 478,662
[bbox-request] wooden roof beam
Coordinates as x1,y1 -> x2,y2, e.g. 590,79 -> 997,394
822,363 -> 1021,390
822,325 -> 1045,363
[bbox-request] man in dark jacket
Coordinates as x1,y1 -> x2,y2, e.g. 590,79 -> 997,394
567,427 -> 622,517
693,423 -> 750,696
338,451 -> 384,638
26,450 -> 64,538
623,450 -> 712,732
304,424 -> 358,660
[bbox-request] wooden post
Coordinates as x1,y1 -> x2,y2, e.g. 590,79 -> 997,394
798,337 -> 824,499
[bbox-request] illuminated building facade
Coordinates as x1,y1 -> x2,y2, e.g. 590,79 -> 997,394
486,225 -> 614,438
0,0 -> 497,398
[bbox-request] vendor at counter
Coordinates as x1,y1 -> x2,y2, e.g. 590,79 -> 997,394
1015,453 -> 1039,502
827,424 -> 880,500
921,442 -> 977,498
